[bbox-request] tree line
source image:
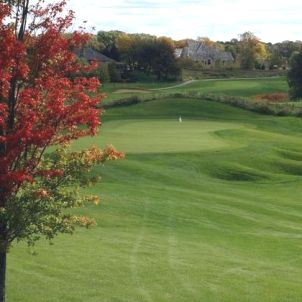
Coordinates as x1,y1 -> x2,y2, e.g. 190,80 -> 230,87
218,32 -> 302,70
91,30 -> 302,82
92,30 -> 302,99
93,31 -> 181,81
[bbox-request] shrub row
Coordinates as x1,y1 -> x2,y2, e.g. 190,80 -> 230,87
168,91 -> 302,117
101,96 -> 142,109
101,91 -> 302,118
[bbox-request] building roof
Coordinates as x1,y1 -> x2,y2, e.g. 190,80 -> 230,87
181,40 -> 234,62
75,47 -> 116,63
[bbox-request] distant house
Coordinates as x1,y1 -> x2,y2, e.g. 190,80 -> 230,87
174,48 -> 183,58
74,47 -> 116,64
179,40 -> 234,68
74,47 -> 125,81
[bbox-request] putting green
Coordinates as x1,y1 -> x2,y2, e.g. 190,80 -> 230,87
74,119 -> 245,153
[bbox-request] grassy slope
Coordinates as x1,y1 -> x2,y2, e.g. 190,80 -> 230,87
8,97 -> 302,302
101,81 -> 181,102
103,77 -> 288,102
172,77 -> 288,97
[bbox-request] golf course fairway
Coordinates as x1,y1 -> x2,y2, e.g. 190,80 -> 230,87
8,98 -> 302,302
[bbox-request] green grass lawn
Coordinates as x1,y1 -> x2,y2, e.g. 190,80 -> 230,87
102,77 -> 289,103
7,96 -> 302,301
172,77 -> 289,97
101,81 -> 181,102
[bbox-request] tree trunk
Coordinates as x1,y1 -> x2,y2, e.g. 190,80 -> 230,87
0,251 -> 6,302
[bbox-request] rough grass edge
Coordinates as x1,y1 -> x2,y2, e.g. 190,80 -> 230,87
102,96 -> 142,109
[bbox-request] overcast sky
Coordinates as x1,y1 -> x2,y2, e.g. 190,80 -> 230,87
64,0 -> 302,43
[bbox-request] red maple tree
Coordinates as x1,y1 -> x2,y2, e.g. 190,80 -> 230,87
0,1 -> 123,301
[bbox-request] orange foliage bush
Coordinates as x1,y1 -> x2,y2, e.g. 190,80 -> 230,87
254,93 -> 289,103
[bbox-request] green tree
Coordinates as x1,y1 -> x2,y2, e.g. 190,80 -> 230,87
99,64 -> 111,83
238,32 -> 259,69
268,40 -> 302,69
117,34 -> 138,71
115,34 -> 180,81
136,39 -> 157,75
108,63 -> 122,82
288,51 -> 302,99
223,38 -> 240,62
238,32 -> 267,69
151,37 -> 180,81
117,34 -> 157,73
97,30 -> 123,60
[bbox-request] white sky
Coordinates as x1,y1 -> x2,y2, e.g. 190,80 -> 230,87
64,0 -> 302,43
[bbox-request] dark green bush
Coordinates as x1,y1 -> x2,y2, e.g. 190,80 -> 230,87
99,64 -> 110,83
108,63 -> 122,82
288,51 -> 302,100
102,96 -> 141,109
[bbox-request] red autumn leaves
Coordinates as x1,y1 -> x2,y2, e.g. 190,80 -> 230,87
0,1 -> 120,202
